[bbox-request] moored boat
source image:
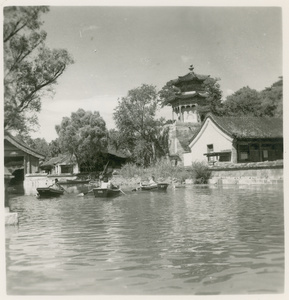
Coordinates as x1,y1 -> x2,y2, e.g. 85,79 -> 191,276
66,179 -> 91,184
139,183 -> 169,191
93,187 -> 121,198
36,187 -> 64,198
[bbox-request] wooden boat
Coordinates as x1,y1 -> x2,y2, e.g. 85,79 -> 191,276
36,187 -> 64,198
93,187 -> 121,198
66,179 -> 91,184
139,183 -> 169,191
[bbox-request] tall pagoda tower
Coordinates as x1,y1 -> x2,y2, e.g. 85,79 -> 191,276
165,65 -> 211,166
166,65 -> 210,123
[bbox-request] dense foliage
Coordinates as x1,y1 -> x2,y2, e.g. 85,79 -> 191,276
55,109 -> 108,171
113,84 -> 169,167
4,6 -> 74,134
221,86 -> 263,116
219,77 -> 283,117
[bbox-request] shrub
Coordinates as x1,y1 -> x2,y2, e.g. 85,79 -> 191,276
119,158 -> 196,183
191,161 -> 211,183
118,163 -> 144,178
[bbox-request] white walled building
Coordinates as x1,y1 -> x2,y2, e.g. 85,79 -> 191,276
184,114 -> 283,166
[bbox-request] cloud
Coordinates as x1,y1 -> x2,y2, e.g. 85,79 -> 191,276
181,55 -> 194,63
82,25 -> 100,32
223,89 -> 234,98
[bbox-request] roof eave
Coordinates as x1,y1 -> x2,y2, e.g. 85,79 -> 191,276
5,134 -> 46,159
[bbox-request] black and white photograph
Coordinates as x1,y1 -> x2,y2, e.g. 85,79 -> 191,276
2,0 -> 287,297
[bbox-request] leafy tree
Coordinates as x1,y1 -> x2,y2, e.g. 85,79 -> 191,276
4,6 -> 74,134
113,84 -> 169,166
202,77 -> 223,115
55,109 -> 108,172
14,134 -> 62,159
27,137 -> 50,157
15,133 -> 49,156
48,138 -> 62,158
108,129 -> 131,152
221,86 -> 263,116
158,80 -> 176,107
259,77 -> 283,117
221,79 -> 283,118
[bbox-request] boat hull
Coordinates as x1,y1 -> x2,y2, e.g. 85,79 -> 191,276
37,187 -> 64,198
66,179 -> 91,184
93,188 -> 121,198
140,183 -> 169,191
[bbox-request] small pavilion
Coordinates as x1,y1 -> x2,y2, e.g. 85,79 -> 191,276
165,65 -> 210,123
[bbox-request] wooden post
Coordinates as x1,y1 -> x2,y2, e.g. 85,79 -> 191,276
23,155 -> 27,176
27,155 -> 31,174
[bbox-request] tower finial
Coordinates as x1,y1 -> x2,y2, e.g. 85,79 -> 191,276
189,64 -> 194,72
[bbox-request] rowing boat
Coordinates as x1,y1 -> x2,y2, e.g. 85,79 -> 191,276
138,183 -> 169,191
93,187 -> 121,198
36,187 -> 64,198
66,179 -> 91,184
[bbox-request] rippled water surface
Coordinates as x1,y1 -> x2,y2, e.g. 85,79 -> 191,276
6,184 -> 284,295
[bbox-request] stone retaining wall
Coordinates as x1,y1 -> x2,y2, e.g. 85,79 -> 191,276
208,160 -> 283,185
24,174 -> 78,195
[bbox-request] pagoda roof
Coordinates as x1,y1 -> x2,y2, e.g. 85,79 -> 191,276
172,72 -> 210,86
164,91 -> 208,105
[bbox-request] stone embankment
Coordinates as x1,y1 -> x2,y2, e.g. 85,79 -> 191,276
112,160 -> 283,188
208,160 -> 283,185
5,207 -> 18,226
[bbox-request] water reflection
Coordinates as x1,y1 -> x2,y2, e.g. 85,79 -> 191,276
6,184 -> 284,295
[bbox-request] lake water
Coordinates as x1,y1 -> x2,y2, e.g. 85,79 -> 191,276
5,184 -> 284,295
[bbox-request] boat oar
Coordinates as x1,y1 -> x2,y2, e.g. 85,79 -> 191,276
118,188 -> 126,195
132,184 -> 141,192
77,188 -> 94,197
61,186 -> 69,193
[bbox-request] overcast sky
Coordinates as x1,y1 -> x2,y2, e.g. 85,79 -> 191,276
17,3 -> 283,142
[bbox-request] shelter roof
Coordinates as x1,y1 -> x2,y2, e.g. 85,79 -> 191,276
107,146 -> 130,158
4,131 -> 45,159
208,114 -> 283,139
190,114 -> 283,144
41,154 -> 76,167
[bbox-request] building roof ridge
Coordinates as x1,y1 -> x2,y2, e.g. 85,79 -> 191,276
4,131 -> 45,159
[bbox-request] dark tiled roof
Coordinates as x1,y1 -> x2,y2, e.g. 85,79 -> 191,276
165,92 -> 208,105
107,146 -> 130,158
4,131 -> 45,159
41,154 -> 76,167
209,114 -> 283,139
189,114 -> 283,144
173,72 -> 210,85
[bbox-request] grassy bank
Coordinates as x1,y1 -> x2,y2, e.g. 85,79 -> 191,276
112,159 -> 211,187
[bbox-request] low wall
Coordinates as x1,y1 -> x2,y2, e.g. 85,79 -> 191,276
24,174 -> 77,195
208,160 -> 283,185
5,207 -> 18,226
